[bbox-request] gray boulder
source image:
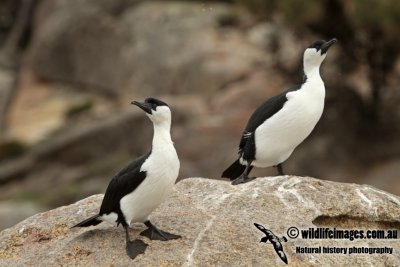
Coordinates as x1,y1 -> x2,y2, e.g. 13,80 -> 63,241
28,1 -> 267,96
29,0 -> 133,95
1,177 -> 399,266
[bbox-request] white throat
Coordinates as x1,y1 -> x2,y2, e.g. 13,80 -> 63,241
303,49 -> 326,81
301,53 -> 326,98
304,64 -> 321,78
152,121 -> 173,150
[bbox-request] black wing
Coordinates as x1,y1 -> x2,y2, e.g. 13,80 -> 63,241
272,241 -> 288,264
254,223 -> 274,237
238,85 -> 301,156
99,152 -> 151,216
255,223 -> 288,264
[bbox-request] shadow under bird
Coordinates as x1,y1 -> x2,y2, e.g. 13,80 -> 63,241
72,98 -> 181,259
222,39 -> 337,185
254,223 -> 288,264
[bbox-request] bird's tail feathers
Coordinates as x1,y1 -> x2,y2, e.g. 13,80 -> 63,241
71,214 -> 102,228
222,159 -> 246,180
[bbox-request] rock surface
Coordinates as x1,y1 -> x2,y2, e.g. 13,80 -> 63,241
1,177 -> 399,266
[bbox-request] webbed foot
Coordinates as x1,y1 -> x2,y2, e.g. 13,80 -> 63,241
231,174 -> 256,185
126,239 -> 148,259
141,220 -> 181,241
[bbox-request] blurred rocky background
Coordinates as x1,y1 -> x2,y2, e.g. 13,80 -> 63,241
0,0 -> 399,230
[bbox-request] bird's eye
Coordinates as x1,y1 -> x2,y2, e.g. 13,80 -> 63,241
313,44 -> 321,50
147,102 -> 157,110
145,99 -> 158,110
309,40 -> 325,51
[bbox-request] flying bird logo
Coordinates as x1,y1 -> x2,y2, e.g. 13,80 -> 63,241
254,223 -> 288,264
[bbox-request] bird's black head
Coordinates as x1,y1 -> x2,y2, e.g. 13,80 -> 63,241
131,97 -> 169,114
303,38 -> 337,73
308,38 -> 337,55
131,97 -> 171,124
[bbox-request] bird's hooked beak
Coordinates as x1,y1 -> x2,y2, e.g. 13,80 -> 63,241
131,100 -> 152,114
321,38 -> 337,54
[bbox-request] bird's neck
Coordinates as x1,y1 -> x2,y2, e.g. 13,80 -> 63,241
152,122 -> 173,150
301,65 -> 325,99
303,65 -> 321,81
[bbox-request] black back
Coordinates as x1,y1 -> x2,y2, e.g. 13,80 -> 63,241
99,152 -> 151,222
238,85 -> 301,160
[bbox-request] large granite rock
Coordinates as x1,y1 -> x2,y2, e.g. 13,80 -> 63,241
1,177 -> 399,266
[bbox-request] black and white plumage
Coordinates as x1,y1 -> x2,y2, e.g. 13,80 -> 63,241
254,223 -> 288,264
222,39 -> 337,185
72,97 -> 180,259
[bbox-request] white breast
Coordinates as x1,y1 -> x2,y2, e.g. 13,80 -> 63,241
253,81 -> 325,167
119,144 -> 179,224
